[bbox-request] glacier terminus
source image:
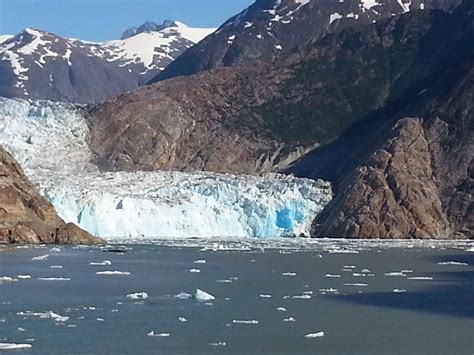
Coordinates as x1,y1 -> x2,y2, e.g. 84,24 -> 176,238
0,98 -> 332,239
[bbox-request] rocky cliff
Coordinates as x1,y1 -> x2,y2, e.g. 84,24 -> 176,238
88,1 -> 472,239
0,146 -> 103,244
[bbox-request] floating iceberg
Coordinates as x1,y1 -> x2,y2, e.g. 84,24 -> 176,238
305,331 -> 325,338
0,343 -> 33,350
0,97 -> 332,240
194,289 -> 215,301
126,292 -> 149,300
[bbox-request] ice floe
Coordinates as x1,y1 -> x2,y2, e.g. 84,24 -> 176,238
232,319 -> 258,325
305,331 -> 325,338
174,292 -> 193,300
194,289 -> 215,301
18,311 -> 69,322
437,261 -> 468,266
0,343 -> 33,350
0,276 -> 16,283
95,271 -> 131,275
384,272 -> 407,277
31,254 -> 49,261
147,331 -> 170,337
209,341 -> 226,347
126,292 -> 149,300
89,260 -> 112,266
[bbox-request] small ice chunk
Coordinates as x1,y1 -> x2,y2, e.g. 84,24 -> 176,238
319,288 -> 338,293
194,289 -> 215,301
0,343 -> 33,350
232,319 -> 258,325
343,283 -> 368,287
96,318 -> 104,322
37,277 -> 71,281
0,276 -> 16,283
392,289 -> 407,293
292,295 -> 311,299
217,279 -> 233,283
385,272 -> 406,277
147,331 -> 170,337
89,260 -> 112,266
209,341 -> 226,347
259,294 -> 272,298
282,272 -> 296,276
437,261 -> 468,266
95,271 -> 130,275
189,268 -> 201,273
17,275 -> 32,279
305,331 -> 325,338
283,317 -> 296,322
31,254 -> 49,261
174,292 -> 192,300
49,265 -> 63,269
193,259 -> 206,264
325,274 -> 341,278
126,292 -> 149,300
178,317 -> 187,322
277,307 -> 287,312
407,277 -> 433,280
18,311 -> 69,322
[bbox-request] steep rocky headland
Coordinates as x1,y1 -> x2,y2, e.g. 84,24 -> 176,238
0,146 -> 103,244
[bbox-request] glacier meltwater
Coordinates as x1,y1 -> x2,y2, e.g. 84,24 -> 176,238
0,98 -> 332,239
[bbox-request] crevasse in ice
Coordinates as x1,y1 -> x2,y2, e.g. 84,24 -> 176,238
0,97 -> 333,239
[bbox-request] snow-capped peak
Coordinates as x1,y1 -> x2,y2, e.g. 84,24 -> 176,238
0,21 -> 216,102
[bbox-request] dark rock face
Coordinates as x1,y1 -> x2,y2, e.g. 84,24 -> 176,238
0,146 -> 103,244
89,1 -> 472,239
89,8 -> 461,175
151,0 -> 461,83
308,0 -> 473,238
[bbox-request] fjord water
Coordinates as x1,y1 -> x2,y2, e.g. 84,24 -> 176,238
1,242 -> 473,354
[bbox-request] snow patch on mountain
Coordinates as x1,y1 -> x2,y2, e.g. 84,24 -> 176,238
0,98 -> 332,240
105,23 -> 215,69
0,22 -> 216,98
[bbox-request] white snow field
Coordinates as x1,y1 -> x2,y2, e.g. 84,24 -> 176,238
0,98 -> 333,240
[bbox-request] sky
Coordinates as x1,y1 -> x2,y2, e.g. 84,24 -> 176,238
0,0 -> 254,41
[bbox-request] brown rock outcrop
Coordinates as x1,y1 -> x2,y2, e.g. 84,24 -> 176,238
0,146 -> 104,245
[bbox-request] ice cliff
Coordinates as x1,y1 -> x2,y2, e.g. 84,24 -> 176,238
0,98 -> 332,239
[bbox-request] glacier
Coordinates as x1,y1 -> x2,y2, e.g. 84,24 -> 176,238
0,97 -> 332,239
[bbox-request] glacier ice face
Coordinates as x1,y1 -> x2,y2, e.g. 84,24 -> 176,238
0,97 -> 333,239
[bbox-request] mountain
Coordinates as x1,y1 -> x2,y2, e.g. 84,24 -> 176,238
151,0 -> 461,83
87,0 -> 472,238
0,145 -> 103,244
0,22 -> 215,103
121,20 -> 181,39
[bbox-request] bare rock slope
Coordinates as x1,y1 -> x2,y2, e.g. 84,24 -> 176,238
0,146 -> 103,244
